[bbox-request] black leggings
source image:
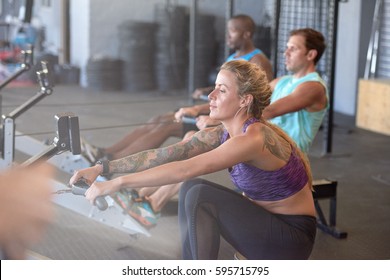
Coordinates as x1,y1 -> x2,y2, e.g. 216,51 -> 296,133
178,178 -> 317,260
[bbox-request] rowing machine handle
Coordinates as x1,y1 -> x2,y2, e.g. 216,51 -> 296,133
71,179 -> 108,211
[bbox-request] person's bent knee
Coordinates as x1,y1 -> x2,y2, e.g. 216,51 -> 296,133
181,178 -> 207,191
179,179 -> 205,201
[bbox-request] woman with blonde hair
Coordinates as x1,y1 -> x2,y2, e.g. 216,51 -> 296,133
70,59 -> 316,260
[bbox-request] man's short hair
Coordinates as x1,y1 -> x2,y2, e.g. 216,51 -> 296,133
290,28 -> 326,64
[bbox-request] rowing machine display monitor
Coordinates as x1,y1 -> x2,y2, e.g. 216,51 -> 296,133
22,113 -> 81,166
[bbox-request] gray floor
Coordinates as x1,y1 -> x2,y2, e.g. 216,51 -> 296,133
2,83 -> 390,260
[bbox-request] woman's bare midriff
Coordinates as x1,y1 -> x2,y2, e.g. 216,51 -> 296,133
244,184 -> 316,217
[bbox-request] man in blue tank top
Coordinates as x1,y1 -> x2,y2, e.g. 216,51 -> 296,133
263,28 -> 328,153
185,27 -> 328,153
225,14 -> 273,81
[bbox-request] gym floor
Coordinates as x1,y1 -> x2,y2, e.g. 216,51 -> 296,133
3,83 -> 390,260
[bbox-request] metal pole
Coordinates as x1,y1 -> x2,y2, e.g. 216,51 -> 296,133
60,0 -> 70,65
323,0 -> 340,155
0,46 -> 33,91
188,0 -> 198,98
224,0 -> 234,60
272,0 -> 281,77
364,0 -> 383,79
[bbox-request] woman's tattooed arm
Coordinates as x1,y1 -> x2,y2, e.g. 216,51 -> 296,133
109,125 -> 224,173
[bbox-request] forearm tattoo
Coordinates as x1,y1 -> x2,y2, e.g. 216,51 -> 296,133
261,126 -> 290,161
109,125 -> 224,173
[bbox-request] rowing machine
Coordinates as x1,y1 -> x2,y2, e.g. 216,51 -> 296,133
0,60 -> 52,169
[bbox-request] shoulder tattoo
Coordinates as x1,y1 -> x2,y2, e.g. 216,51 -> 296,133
261,126 -> 290,161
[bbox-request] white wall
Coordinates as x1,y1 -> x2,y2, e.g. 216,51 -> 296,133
32,0 -> 62,54
70,0 -> 89,86
334,0 -> 361,116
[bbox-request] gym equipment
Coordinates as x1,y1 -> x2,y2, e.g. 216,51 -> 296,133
0,45 -> 34,119
24,111 -> 150,237
0,58 -> 150,238
182,115 -> 197,125
0,47 -> 91,173
21,112 -> 81,167
198,94 -> 209,102
0,44 -> 34,91
0,60 -> 51,169
313,179 -> 347,239
53,178 -> 108,211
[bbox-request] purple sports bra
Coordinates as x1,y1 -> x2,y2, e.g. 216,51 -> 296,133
221,118 -> 308,201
